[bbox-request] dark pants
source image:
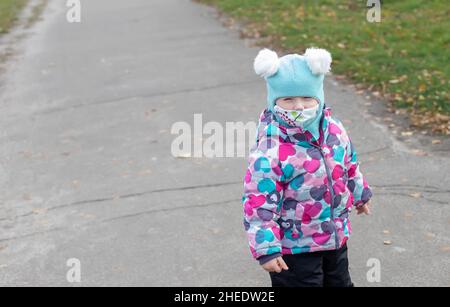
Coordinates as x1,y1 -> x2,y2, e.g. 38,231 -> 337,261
269,244 -> 354,287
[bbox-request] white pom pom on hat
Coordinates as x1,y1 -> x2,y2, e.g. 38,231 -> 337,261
253,48 -> 280,78
304,47 -> 332,75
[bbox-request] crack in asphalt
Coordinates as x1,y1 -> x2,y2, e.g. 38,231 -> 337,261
0,227 -> 64,243
35,79 -> 259,116
358,146 -> 390,156
375,191 -> 448,205
0,199 -> 238,243
0,180 -> 242,222
2,182 -> 449,243
101,198 -> 238,223
372,184 -> 450,193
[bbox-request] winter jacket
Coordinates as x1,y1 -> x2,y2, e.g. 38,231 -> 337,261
242,105 -> 373,265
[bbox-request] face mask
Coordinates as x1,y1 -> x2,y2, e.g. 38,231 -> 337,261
273,104 -> 319,128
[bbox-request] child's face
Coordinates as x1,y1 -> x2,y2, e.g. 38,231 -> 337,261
276,96 -> 318,110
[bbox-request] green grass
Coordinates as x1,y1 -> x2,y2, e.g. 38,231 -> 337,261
197,0 -> 449,132
0,0 -> 28,34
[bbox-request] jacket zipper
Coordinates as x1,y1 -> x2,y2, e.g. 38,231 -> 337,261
312,143 -> 340,249
287,106 -> 339,248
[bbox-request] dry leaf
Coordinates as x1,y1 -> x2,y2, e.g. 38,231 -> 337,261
441,246 -> 450,253
409,192 -> 421,198
175,153 -> 191,159
383,240 -> 392,245
411,149 -> 428,156
138,169 -> 152,176
32,208 -> 48,215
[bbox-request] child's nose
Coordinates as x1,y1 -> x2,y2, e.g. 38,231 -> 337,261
293,101 -> 305,110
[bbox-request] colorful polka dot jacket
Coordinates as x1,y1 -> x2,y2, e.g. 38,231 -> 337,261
242,105 -> 373,264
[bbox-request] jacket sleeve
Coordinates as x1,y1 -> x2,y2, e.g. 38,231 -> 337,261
242,147 -> 284,263
344,136 -> 373,208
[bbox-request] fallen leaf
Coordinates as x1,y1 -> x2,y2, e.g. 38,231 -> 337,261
401,131 -> 413,136
175,153 -> 191,158
426,232 -> 436,239
441,246 -> 450,253
409,192 -> 421,198
383,240 -> 392,245
138,169 -> 152,176
32,208 -> 48,215
383,230 -> 390,235
79,213 -> 96,219
431,139 -> 442,145
411,149 -> 428,156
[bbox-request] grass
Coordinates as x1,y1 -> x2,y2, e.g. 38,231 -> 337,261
25,0 -> 48,28
0,0 -> 28,34
196,0 -> 449,134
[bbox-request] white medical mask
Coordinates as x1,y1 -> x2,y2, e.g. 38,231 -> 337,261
273,104 -> 319,128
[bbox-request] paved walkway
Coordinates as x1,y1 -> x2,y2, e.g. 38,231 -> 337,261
0,0 -> 448,286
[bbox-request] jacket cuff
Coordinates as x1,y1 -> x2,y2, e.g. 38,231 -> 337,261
257,253 -> 282,265
355,187 -> 373,208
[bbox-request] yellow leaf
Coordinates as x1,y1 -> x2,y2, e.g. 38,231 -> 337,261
409,192 -> 421,198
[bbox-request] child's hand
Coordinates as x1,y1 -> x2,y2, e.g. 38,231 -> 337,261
356,201 -> 371,215
261,257 -> 289,273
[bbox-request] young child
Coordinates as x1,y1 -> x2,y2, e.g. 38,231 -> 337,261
242,48 -> 373,287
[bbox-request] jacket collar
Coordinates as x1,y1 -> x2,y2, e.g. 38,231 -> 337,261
256,104 -> 332,147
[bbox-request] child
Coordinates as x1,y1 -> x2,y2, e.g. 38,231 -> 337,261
242,48 -> 373,287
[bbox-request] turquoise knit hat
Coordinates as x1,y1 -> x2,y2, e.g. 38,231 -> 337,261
253,48 -> 332,138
